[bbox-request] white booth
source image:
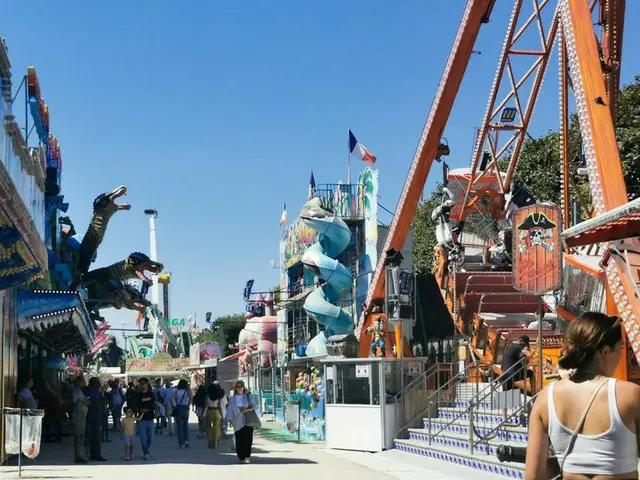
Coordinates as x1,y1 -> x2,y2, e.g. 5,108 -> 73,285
323,357 -> 426,452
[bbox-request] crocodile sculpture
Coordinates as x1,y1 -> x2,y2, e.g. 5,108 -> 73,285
77,186 -> 131,274
86,280 -> 152,313
82,252 -> 161,318
82,251 -> 163,286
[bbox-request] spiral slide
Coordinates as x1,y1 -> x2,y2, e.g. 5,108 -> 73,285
300,198 -> 354,356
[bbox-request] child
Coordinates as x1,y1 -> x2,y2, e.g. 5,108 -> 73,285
121,407 -> 138,460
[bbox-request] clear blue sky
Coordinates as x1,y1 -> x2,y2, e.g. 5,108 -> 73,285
4,1 -> 639,336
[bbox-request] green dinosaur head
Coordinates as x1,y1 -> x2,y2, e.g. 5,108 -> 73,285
125,252 -> 164,283
93,186 -> 131,214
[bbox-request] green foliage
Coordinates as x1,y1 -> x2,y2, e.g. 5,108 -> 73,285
270,285 -> 282,312
193,329 -> 217,344
616,75 -> 640,199
206,313 -> 246,357
412,186 -> 443,276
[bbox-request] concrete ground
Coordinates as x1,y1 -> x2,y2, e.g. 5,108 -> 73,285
1,416 -> 491,480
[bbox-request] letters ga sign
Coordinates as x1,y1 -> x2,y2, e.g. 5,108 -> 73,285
512,204 -> 562,295
168,318 -> 188,333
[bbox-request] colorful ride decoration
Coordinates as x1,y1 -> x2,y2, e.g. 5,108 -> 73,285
238,293 -> 277,372
294,366 -> 324,410
512,204 -> 562,295
300,198 -> 354,356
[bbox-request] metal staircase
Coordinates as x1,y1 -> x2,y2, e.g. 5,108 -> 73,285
393,359 -> 534,478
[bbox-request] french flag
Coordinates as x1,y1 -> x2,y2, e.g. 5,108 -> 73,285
279,202 -> 288,226
349,130 -> 377,165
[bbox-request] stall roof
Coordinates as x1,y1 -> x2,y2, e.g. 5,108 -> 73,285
18,289 -> 94,354
219,351 -> 243,363
115,371 -> 188,378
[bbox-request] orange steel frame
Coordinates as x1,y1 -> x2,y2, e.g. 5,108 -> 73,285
360,0 -> 639,363
359,0 -> 496,356
364,0 -> 495,307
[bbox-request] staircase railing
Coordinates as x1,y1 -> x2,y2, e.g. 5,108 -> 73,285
393,363 -> 454,435
393,363 -> 445,402
395,360 -> 485,439
424,356 -> 532,454
473,389 -> 541,453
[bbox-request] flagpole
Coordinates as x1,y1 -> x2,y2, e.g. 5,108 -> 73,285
347,129 -> 352,184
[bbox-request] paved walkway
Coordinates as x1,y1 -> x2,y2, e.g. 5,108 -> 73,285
0,419 -> 396,480
0,417 -> 490,479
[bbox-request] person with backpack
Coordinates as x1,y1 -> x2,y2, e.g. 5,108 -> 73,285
192,385 -> 207,439
205,381 -> 224,448
171,379 -> 192,448
110,379 -> 125,431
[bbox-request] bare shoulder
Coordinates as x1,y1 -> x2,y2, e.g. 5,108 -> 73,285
615,379 -> 640,407
531,383 -> 552,421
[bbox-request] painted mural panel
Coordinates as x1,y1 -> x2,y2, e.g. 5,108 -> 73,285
281,219 -> 317,269
512,204 -> 562,295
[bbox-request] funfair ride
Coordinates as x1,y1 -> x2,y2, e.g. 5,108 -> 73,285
360,0 -> 639,386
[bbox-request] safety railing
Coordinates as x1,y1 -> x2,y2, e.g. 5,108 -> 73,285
314,183 -> 364,220
424,356 -> 533,455
395,360 -> 484,440
393,363 -> 454,436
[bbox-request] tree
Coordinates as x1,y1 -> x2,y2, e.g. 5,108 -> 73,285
616,75 -> 640,199
193,329 -> 217,344
206,313 -> 246,357
412,186 -> 444,276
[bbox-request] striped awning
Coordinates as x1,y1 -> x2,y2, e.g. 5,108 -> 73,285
18,290 -> 94,354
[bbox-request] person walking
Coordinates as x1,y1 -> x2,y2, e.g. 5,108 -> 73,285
120,407 -> 138,461
525,312 -> 639,479
205,381 -> 224,449
101,382 -> 111,443
16,377 -> 37,409
135,378 -> 156,460
71,377 -> 89,463
153,378 -> 166,434
227,380 -> 256,464
85,377 -> 106,461
171,379 -> 192,448
164,380 -> 176,435
192,385 -> 207,439
110,379 -> 125,431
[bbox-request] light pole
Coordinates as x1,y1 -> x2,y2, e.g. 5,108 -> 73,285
144,209 -> 160,352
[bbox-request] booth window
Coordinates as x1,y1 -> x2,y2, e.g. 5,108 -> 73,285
329,363 -> 380,405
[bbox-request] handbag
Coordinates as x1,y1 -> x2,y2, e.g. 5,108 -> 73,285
245,410 -> 262,429
548,378 -> 609,479
244,397 -> 262,429
171,390 -> 187,418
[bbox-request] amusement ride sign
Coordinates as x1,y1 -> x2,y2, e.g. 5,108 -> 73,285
512,204 -> 562,295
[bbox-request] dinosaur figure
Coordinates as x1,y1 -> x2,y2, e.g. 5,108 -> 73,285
81,252 -> 161,320
85,279 -> 152,314
82,252 -> 163,286
77,186 -> 131,274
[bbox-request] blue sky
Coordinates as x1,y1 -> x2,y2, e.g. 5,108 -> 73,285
4,1 -> 640,335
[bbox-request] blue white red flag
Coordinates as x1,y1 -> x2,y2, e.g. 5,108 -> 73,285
349,130 -> 377,165
279,202 -> 288,226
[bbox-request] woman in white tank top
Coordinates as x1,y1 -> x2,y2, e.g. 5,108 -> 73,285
526,313 -> 640,479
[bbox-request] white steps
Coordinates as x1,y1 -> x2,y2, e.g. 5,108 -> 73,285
394,382 -> 529,478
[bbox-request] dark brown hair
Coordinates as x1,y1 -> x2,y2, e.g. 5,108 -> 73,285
558,312 -> 622,370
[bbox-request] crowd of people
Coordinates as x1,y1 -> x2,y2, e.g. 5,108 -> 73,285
17,375 -> 259,464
